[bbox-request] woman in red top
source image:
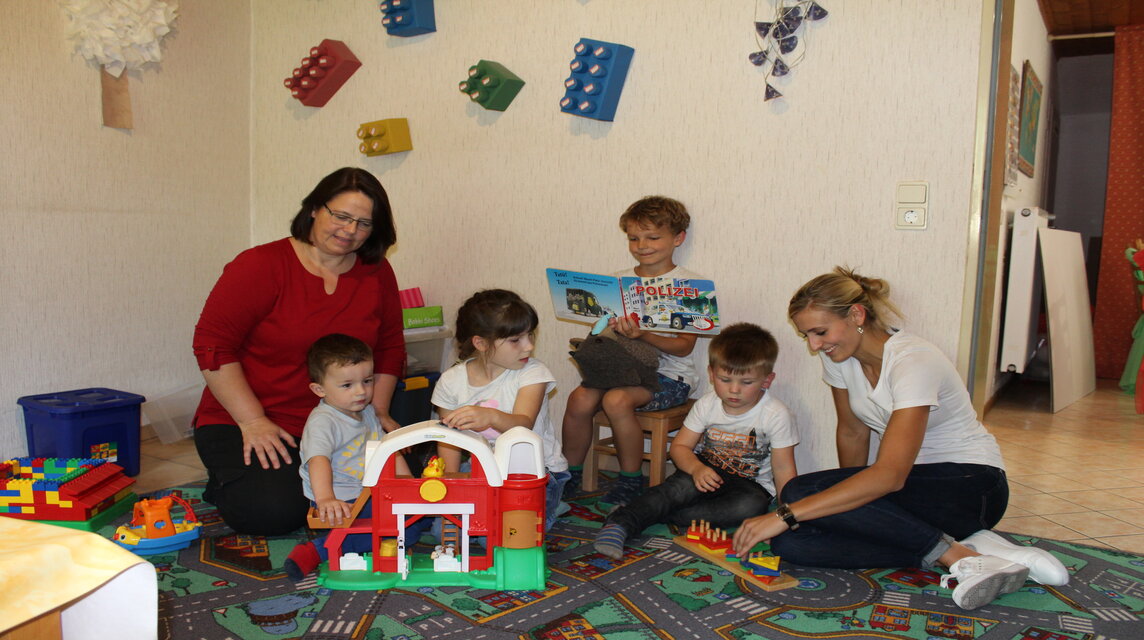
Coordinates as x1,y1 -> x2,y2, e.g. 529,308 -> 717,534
193,167 -> 405,535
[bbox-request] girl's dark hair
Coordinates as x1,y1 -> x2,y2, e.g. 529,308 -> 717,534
455,289 -> 539,360
290,167 -> 397,264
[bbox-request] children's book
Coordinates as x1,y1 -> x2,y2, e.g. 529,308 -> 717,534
545,268 -> 720,334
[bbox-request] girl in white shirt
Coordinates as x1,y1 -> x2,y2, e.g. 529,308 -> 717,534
432,289 -> 569,530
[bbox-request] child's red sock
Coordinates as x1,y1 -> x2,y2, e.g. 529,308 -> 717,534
284,542 -> 321,582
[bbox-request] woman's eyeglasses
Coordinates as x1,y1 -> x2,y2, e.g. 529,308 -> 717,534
324,205 -> 373,230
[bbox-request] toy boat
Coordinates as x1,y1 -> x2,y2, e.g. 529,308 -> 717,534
113,493 -> 201,556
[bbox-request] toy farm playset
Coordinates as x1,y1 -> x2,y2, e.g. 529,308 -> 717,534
313,421 -> 550,591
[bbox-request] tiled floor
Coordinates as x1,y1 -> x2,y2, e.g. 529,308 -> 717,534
987,377 -> 1144,553
136,425 -> 207,494
136,378 -> 1144,551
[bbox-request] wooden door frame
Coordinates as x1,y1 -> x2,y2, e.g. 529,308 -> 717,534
959,0 -> 1016,415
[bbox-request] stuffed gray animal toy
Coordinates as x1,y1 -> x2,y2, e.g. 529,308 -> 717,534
570,325 -> 661,392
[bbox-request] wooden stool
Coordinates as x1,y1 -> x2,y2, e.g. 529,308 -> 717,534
581,399 -> 695,492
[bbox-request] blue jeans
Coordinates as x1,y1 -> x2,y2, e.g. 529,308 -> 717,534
638,375 -> 691,411
771,463 -> 1008,569
546,470 -> 571,532
607,467 -> 773,535
312,498 -> 373,562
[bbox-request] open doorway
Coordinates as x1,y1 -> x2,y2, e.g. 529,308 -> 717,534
1044,42 -> 1114,305
994,40 -> 1113,407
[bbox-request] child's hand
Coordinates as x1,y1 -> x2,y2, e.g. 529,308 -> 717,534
378,412 -> 401,433
691,466 -> 723,493
611,314 -> 644,340
315,497 -> 353,525
440,405 -> 497,432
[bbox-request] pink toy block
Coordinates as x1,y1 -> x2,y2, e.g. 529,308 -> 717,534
283,39 -> 361,108
399,288 -> 425,309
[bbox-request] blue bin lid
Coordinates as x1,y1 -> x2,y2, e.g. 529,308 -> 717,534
17,387 -> 146,413
397,370 -> 440,391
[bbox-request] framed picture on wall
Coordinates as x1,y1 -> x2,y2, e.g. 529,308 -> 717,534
1017,60 -> 1042,178
1006,64 -> 1021,186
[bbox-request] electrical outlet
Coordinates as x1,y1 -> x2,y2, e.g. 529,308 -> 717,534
895,207 -> 928,229
894,181 -> 929,230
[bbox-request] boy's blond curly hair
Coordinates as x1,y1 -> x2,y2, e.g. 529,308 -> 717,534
618,196 -> 690,235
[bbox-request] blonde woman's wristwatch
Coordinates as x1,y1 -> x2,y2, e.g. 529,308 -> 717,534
775,503 -> 800,530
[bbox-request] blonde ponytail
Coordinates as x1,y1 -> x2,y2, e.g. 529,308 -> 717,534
788,266 -> 902,332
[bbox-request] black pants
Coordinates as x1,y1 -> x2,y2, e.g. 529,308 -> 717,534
194,423 -> 310,536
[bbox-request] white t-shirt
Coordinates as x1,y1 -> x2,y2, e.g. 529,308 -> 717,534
682,389 -> 799,495
820,330 -> 1004,469
299,400 -> 384,501
615,265 -> 703,391
432,358 -> 568,473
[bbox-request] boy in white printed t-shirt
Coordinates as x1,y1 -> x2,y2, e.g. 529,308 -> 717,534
594,323 -> 799,559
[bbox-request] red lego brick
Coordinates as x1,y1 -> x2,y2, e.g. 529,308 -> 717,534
283,39 -> 361,108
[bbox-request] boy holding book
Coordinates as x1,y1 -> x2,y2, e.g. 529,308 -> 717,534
561,195 -> 702,508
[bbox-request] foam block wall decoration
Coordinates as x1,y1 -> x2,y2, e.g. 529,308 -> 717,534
357,118 -> 413,156
459,60 -> 525,112
559,38 -> 635,122
283,39 -> 361,108
380,0 -> 436,37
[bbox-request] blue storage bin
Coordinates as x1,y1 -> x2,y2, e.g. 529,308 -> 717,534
390,372 -> 440,427
17,387 -> 146,476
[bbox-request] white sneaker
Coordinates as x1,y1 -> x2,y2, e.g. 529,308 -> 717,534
940,555 -> 1028,610
961,529 -> 1069,586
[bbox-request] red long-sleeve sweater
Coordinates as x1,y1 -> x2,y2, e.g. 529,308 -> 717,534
192,238 -> 405,437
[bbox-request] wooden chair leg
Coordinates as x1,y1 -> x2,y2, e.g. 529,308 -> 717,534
654,421 -> 668,485
581,418 -> 601,491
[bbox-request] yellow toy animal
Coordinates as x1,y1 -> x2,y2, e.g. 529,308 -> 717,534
422,455 -> 446,478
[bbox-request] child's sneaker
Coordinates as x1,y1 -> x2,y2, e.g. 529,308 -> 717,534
284,541 -> 322,582
563,468 -> 583,500
940,555 -> 1028,610
599,474 -> 644,510
594,523 -> 628,559
960,529 -> 1069,586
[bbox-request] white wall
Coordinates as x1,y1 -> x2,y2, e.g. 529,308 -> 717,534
0,2 -> 1001,474
251,1 -> 987,472
0,2 -> 251,455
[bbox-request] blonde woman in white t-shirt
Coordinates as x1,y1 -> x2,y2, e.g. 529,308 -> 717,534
732,267 -> 1068,611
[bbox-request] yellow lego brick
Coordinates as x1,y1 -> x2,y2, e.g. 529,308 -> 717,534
0,484 -> 34,506
46,491 -> 73,508
356,118 -> 413,156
